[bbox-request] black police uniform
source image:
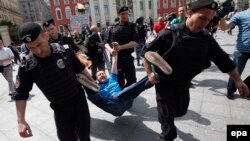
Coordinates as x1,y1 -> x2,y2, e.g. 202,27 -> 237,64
49,33 -> 80,53
142,24 -> 235,140
43,18 -> 80,53
105,7 -> 139,89
14,22 -> 90,141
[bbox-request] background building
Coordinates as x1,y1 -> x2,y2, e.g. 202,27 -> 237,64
0,0 -> 22,25
157,0 -> 186,18
18,0 -> 51,23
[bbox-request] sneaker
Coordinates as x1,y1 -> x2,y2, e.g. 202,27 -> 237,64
226,92 -> 234,100
76,73 -> 100,92
144,51 -> 172,75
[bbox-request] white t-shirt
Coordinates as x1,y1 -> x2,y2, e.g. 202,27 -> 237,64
0,47 -> 14,66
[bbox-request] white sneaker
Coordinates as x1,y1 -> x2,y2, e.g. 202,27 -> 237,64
144,51 -> 172,75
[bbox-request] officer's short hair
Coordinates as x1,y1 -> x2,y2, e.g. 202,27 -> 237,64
18,22 -> 43,43
43,19 -> 55,27
118,6 -> 128,14
187,0 -> 218,11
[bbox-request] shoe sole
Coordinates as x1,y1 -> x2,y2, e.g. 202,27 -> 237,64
144,51 -> 172,75
77,73 -> 100,92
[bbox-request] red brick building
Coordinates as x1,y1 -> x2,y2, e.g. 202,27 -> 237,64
157,0 -> 186,17
49,0 -> 89,32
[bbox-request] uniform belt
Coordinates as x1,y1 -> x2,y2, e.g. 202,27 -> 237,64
3,64 -> 11,68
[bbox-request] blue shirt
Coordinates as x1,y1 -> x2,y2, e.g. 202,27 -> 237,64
99,73 -> 122,99
230,8 -> 250,52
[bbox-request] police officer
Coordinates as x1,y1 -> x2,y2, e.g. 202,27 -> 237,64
104,6 -> 139,89
43,19 -> 92,67
13,22 -> 93,141
142,0 -> 249,140
43,19 -> 79,52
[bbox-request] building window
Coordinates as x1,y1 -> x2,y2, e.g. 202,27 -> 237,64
163,0 -> 168,8
179,0 -> 184,6
95,6 -> 100,15
140,1 -> 143,10
58,25 -> 64,33
54,0 -> 59,6
171,0 -> 176,8
149,1 -> 152,9
75,6 -> 79,15
65,7 -> 71,19
104,5 -> 109,15
64,0 -> 69,5
56,8 -> 62,20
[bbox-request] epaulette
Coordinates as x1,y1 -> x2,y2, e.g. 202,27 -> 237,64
21,53 -> 38,71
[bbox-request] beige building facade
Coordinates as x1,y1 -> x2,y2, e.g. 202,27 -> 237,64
0,0 -> 23,25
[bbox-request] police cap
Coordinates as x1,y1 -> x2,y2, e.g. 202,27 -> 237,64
42,19 -> 55,27
118,6 -> 128,14
18,22 -> 42,43
187,0 -> 218,11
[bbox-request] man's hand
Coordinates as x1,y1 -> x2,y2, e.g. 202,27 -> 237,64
18,121 -> 33,138
111,49 -> 118,56
111,42 -> 121,51
148,72 -> 159,84
235,81 -> 249,98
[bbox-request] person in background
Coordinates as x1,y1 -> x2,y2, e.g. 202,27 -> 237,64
0,39 -> 15,97
135,16 -> 147,66
153,17 -> 166,36
170,6 -> 186,25
87,25 -> 105,79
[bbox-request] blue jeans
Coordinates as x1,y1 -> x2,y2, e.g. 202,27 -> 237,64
227,51 -> 250,94
85,76 -> 153,116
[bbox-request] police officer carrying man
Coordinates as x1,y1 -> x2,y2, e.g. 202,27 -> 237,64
104,6 -> 139,89
13,22 -> 93,141
142,0 -> 249,140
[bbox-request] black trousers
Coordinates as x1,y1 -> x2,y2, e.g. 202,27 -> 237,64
155,84 -> 190,141
117,55 -> 136,89
54,94 -> 90,141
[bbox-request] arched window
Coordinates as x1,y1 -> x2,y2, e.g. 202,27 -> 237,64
54,0 -> 59,6
55,8 -> 62,20
65,6 -> 71,19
